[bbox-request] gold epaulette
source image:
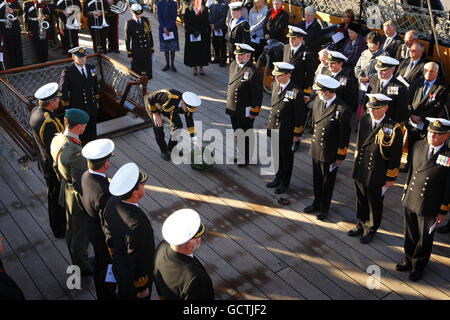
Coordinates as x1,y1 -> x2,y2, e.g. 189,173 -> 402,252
294,125 -> 303,134
337,147 -> 348,156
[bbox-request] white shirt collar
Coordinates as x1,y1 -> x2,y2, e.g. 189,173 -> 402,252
370,114 -> 385,128
121,200 -> 140,208
63,128 -> 80,141
75,63 -> 86,75
429,143 -> 444,154
290,43 -> 302,55
325,94 -> 336,108
387,32 -> 397,40
88,169 -> 107,178
280,79 -> 290,92
381,74 -> 394,87
331,68 -> 342,77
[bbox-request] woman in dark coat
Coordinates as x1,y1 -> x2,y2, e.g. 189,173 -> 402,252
157,0 -> 180,72
183,0 -> 211,75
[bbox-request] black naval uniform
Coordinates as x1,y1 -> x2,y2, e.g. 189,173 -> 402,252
105,0 -> 119,52
267,79 -> 306,189
263,8 -> 289,43
283,43 -> 315,96
352,114 -> 403,236
124,16 -> 154,79
325,65 -> 358,111
402,139 -> 450,273
29,106 -> 66,237
226,59 -> 263,164
406,77 -> 448,162
154,240 -> 214,300
145,89 -> 196,154
227,17 -> 250,61
368,74 -> 409,125
54,0 -> 81,55
80,170 -> 116,300
23,0 -> 54,63
104,196 -> 155,300
60,62 -> 99,144
0,0 -> 23,68
309,96 -> 352,215
83,0 -> 110,53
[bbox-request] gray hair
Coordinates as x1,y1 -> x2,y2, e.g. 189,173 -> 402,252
305,6 -> 316,15
318,48 -> 328,58
383,19 -> 398,29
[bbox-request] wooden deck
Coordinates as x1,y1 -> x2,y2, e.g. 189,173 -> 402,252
0,11 -> 449,300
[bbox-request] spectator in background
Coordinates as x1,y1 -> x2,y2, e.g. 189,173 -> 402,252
354,31 -> 386,120
395,30 -> 419,62
342,23 -> 367,67
297,6 -> 322,58
395,42 -> 427,86
227,1 -> 250,62
157,0 -> 180,72
184,0 -> 211,76
335,8 -> 355,50
226,0 -> 249,26
263,0 -> 289,44
209,0 -> 229,67
248,0 -> 268,61
380,19 -> 404,57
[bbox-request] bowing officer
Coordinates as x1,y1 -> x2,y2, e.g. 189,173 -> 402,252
0,0 -> 23,68
60,46 -> 99,144
83,0 -> 110,53
348,93 -> 403,244
80,138 -> 116,300
23,0 -> 54,63
124,3 -> 154,79
397,118 -> 450,281
368,55 -> 408,125
30,82 -> 66,238
50,108 -> 92,275
105,162 -> 155,300
324,50 -> 358,111
145,90 -> 201,161
227,2 -> 250,62
226,43 -> 263,167
266,62 -> 305,194
305,75 -> 352,220
154,208 -> 214,300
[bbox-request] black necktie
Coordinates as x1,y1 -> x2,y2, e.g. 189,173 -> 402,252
82,68 -> 87,78
423,82 -> 430,98
428,147 -> 434,160
404,61 -> 413,77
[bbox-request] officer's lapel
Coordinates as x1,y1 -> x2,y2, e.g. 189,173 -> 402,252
420,81 -> 437,103
315,99 -> 336,123
273,81 -> 292,105
361,117 -> 385,148
228,63 -> 246,85
419,144 -> 448,171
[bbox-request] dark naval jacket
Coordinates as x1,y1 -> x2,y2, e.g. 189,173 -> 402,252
226,60 -> 263,118
124,16 -> 154,58
282,43 -> 315,95
353,114 -> 403,187
309,96 -> 352,163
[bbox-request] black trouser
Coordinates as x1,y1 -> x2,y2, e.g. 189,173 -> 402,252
131,56 -> 152,79
79,105 -> 98,145
230,115 -> 255,164
89,27 -> 107,54
152,112 -> 183,154
272,136 -> 294,187
106,14 -> 119,51
59,28 -> 79,55
403,208 -> 437,272
40,161 -> 66,238
212,32 -> 226,62
354,180 -> 384,235
87,222 -> 117,300
312,159 -> 338,213
406,127 -> 424,165
1,33 -> 23,68
30,33 -> 48,63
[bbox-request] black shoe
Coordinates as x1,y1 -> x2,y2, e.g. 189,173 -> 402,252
219,61 -> 226,67
266,180 -> 281,188
114,49 -> 120,53
347,226 -> 363,237
237,163 -> 248,168
275,185 -> 288,194
211,59 -> 219,64
408,269 -> 423,282
437,223 -> 450,234
161,152 -> 171,161
316,211 -> 328,220
360,232 -> 374,244
395,260 -> 412,272
293,141 -> 300,152
162,65 -> 170,71
304,204 -> 319,213
171,66 -> 177,72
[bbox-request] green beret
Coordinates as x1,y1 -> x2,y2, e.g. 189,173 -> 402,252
65,108 -> 90,124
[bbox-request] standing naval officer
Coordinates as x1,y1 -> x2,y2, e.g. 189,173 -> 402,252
30,82 -> 66,238
266,62 -> 306,194
124,3 -> 154,79
60,46 -> 99,144
145,90 -> 201,161
397,118 -> 450,281
50,108 -> 92,275
304,75 -> 352,220
105,162 -> 155,300
226,43 -> 263,167
348,93 -> 403,244
80,138 -> 116,300
154,208 -> 214,300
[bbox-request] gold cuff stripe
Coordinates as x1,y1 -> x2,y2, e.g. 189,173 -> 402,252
386,168 -> 399,178
133,275 -> 148,288
303,88 -> 312,94
441,204 -> 449,212
294,125 -> 303,134
250,106 -> 260,113
337,147 -> 348,155
188,126 -> 195,134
